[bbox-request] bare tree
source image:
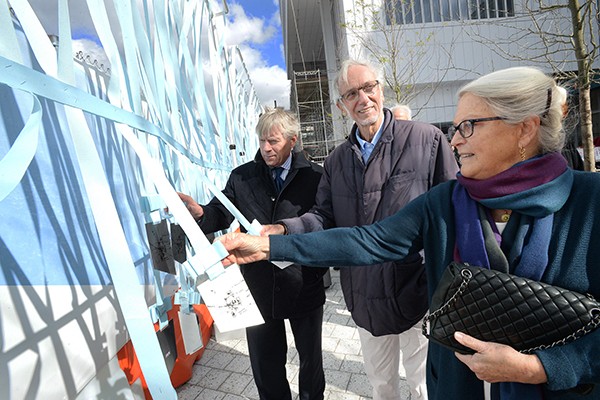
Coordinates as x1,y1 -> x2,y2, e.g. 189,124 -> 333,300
468,0 -> 599,171
340,0 -> 455,114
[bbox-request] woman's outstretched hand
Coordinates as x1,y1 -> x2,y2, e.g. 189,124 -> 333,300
216,232 -> 271,266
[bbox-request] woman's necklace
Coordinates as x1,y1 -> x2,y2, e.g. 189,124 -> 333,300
498,209 -> 511,222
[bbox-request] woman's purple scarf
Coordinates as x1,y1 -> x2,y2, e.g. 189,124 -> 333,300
452,152 -> 570,274
456,152 -> 568,201
451,152 -> 572,400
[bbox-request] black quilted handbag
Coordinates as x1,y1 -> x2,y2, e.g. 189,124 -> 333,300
422,262 -> 600,355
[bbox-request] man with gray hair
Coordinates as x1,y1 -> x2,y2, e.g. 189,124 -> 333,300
391,104 -> 412,120
179,107 -> 327,400
263,60 -> 458,400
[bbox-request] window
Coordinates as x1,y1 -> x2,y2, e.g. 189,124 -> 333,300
385,0 -> 514,24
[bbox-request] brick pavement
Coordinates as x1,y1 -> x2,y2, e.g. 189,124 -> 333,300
176,268 -> 411,399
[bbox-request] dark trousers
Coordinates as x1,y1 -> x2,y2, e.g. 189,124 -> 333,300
246,306 -> 325,400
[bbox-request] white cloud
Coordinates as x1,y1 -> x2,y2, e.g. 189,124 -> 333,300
269,8 -> 281,28
279,43 -> 286,67
73,39 -> 110,71
225,4 -> 290,109
224,4 -> 276,47
231,45 -> 290,109
235,45 -> 263,70
248,65 -> 291,109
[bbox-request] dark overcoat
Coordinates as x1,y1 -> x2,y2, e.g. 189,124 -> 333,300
199,150 -> 326,318
282,109 -> 459,334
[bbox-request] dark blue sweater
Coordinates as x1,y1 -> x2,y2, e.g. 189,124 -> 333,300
271,172 -> 600,399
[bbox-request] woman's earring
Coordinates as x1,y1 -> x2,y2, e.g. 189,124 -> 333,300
519,146 -> 526,161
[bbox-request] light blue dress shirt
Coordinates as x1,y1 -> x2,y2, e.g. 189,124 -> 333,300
355,120 -> 384,163
272,153 -> 292,181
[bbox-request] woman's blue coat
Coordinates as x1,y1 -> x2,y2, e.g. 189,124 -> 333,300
271,171 -> 600,399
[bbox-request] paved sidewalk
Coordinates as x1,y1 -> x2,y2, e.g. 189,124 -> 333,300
177,268 -> 411,399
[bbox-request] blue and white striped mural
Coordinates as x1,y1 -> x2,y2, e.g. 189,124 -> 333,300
0,1 -> 262,398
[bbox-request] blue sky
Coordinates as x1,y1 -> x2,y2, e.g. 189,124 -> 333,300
225,0 -> 290,107
231,0 -> 285,69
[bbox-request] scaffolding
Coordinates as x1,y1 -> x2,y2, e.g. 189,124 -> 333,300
292,69 -> 336,164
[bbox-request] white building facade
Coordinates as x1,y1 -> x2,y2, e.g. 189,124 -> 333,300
281,0 -> 599,158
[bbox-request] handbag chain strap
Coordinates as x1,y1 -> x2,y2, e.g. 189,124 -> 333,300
422,267 -> 600,354
422,268 -> 472,338
522,299 -> 600,354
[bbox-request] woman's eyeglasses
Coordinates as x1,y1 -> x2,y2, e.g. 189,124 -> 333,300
339,80 -> 380,103
447,117 -> 507,139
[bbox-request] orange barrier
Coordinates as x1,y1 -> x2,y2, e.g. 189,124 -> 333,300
118,301 -> 214,398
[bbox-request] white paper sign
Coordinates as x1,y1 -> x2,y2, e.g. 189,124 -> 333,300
178,311 -> 203,355
198,265 -> 264,332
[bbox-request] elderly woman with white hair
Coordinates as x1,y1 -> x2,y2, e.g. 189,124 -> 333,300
217,67 -> 600,400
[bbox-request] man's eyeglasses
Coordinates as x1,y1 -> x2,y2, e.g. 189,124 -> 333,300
340,80 -> 379,103
447,117 -> 507,139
